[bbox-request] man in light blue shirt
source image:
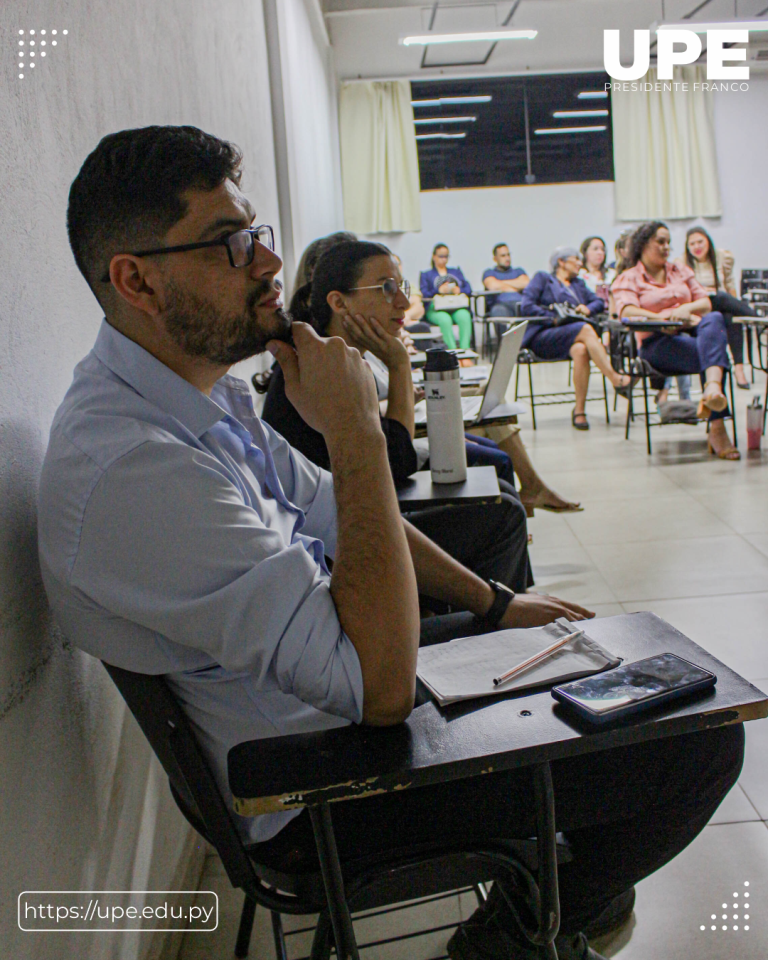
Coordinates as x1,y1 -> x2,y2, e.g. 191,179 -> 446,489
39,127 -> 742,960
39,125 -> 587,843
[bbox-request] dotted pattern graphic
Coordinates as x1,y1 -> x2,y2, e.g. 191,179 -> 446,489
700,882 -> 751,932
15,29 -> 67,79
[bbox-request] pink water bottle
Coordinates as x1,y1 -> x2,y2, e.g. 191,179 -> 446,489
747,396 -> 763,451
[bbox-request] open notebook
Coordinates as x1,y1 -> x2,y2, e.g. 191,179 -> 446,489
417,617 -> 621,706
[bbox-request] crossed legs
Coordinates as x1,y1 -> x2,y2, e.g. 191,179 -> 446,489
569,324 -> 630,422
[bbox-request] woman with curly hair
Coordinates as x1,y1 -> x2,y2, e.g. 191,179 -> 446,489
612,221 -> 739,459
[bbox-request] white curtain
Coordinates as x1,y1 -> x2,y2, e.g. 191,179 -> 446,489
612,66 -> 721,220
339,80 -> 422,234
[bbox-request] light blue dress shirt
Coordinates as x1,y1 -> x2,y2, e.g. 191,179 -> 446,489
38,320 -> 364,842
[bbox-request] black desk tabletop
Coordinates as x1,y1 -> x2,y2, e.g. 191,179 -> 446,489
396,466 -> 500,509
619,319 -> 685,329
229,612 -> 768,817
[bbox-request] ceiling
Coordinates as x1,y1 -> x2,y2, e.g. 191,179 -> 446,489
323,0 -> 768,80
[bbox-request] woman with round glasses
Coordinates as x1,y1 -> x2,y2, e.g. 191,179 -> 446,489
420,243 -> 474,350
259,240 -> 535,592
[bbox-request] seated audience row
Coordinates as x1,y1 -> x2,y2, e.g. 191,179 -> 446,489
414,231 -> 752,393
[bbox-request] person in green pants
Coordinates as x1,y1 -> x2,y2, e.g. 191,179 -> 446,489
420,243 -> 473,349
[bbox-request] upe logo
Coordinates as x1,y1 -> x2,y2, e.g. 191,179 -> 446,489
604,29 -> 749,80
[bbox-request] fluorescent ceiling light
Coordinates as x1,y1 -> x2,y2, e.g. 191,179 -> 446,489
552,110 -> 609,118
416,132 -> 467,140
577,91 -> 608,99
402,30 -> 537,46
414,116 -> 477,125
412,96 -> 492,107
654,19 -> 768,32
535,126 -> 607,135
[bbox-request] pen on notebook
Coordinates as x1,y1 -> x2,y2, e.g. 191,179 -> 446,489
492,628 -> 584,687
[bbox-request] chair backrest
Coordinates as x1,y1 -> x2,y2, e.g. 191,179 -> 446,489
102,662 -> 259,893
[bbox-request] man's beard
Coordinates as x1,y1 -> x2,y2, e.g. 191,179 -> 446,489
162,277 -> 293,365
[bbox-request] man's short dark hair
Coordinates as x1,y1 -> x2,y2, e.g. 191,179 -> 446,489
492,243 -> 509,257
67,125 -> 243,304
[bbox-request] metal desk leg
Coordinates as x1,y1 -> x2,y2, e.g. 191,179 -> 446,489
533,761 -> 561,953
308,803 -> 360,960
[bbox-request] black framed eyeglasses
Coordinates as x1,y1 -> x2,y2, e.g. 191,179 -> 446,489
100,225 -> 275,283
349,278 -> 411,303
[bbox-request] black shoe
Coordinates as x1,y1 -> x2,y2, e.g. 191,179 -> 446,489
572,411 -> 590,431
582,887 -> 636,940
447,890 -> 608,960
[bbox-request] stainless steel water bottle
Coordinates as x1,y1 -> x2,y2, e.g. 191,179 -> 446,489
424,348 -> 468,484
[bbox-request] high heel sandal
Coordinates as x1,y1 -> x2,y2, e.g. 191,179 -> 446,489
696,380 -> 728,419
708,441 -> 740,461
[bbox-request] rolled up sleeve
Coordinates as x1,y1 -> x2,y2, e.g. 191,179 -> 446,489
71,441 -> 361,719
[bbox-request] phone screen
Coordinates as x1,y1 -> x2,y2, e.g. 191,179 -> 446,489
558,654 -> 714,714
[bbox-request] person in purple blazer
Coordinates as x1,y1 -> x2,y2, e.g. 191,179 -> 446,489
520,247 -> 632,430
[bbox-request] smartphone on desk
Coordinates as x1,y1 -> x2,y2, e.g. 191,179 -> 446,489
552,653 -> 716,725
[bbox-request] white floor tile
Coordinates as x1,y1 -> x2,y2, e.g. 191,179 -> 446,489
620,594 -> 768,680
598,821 -> 768,959
529,544 -> 618,605
708,784 -> 762,825
690,484 -> 768,535
585,535 -> 768,602
564,494 -> 731,546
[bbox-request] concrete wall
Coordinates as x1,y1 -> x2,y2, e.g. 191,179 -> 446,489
370,77 -> 768,291
0,1 -> 280,956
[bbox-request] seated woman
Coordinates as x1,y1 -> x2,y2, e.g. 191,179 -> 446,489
579,235 -> 614,308
258,240 -> 534,591
612,221 -> 739,460
520,246 -> 634,430
420,243 -> 473,350
677,226 -> 755,389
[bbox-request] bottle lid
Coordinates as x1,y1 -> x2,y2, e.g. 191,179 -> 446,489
424,347 -> 460,372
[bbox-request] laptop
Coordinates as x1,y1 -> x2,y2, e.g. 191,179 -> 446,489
414,321 -> 528,426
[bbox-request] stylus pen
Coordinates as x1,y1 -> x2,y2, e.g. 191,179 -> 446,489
492,628 -> 584,687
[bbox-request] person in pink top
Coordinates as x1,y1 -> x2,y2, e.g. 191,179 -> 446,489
612,221 -> 739,460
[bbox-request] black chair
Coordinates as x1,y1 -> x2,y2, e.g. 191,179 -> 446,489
615,321 -> 738,455
514,310 -> 611,430
103,661 -> 570,960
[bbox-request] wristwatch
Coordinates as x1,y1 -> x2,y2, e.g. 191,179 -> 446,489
478,580 -> 516,629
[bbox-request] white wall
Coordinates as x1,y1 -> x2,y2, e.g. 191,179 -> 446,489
0,2 -> 280,957
278,0 -> 345,276
371,77 -> 768,293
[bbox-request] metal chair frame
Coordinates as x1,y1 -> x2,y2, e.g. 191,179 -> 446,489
103,662 -> 568,960
617,327 -> 738,455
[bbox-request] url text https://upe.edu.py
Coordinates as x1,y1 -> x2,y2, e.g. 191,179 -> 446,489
18,891 -> 217,932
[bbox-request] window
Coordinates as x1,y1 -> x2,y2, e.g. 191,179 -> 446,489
412,72 -> 613,191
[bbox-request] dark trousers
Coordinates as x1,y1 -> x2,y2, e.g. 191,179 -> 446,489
464,432 -> 515,487
709,291 -> 756,366
252,611 -> 744,936
640,312 -> 730,421
404,479 -> 533,593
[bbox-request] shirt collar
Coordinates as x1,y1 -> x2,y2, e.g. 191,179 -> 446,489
637,260 -> 679,286
92,319 -> 226,438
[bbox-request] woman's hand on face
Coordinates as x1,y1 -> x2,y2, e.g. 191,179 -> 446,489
400,330 -> 417,354
342,313 -> 409,368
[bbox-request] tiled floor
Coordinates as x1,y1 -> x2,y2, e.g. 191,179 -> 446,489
180,362 -> 768,959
